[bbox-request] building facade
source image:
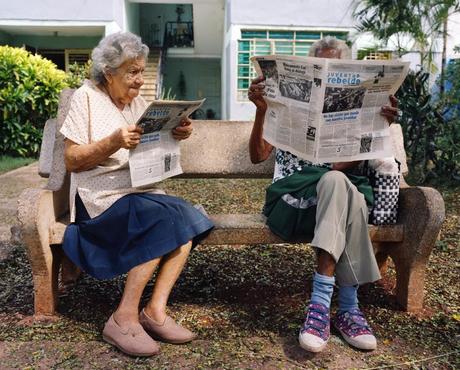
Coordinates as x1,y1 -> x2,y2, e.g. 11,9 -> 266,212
1,0 -> 459,120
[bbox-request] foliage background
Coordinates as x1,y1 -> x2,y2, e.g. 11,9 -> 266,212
396,69 -> 460,182
0,47 -> 89,158
354,0 -> 460,183
0,46 -> 68,157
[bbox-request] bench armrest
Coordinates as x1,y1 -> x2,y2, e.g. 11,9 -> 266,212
398,186 -> 445,258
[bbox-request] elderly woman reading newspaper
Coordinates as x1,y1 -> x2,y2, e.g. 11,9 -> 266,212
248,37 -> 400,353
60,32 -> 213,356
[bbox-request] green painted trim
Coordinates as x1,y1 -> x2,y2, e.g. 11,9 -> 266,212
8,35 -> 101,49
0,30 -> 11,45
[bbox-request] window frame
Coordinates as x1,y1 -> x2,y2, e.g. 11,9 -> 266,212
237,29 -> 348,101
64,49 -> 92,72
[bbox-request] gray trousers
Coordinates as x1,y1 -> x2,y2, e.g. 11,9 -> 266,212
311,170 -> 381,286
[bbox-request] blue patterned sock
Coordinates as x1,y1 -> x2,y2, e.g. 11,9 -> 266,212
337,285 -> 359,313
310,272 -> 335,309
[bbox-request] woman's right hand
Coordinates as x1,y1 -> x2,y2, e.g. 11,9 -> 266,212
115,125 -> 143,149
248,76 -> 267,112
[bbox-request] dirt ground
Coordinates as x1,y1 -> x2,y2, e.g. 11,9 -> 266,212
0,165 -> 458,369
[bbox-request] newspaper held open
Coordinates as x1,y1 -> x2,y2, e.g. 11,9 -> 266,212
129,99 -> 205,187
251,55 -> 409,163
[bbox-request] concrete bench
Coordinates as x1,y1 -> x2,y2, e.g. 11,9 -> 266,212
17,89 -> 445,319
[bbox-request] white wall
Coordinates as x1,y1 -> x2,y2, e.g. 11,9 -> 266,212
0,0 -> 116,22
228,0 -> 355,28
192,0 -> 224,57
0,0 -> 123,39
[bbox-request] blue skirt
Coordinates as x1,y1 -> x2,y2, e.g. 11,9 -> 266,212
62,193 -> 214,280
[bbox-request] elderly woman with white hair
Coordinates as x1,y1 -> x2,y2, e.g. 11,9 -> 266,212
248,37 -> 400,353
60,32 -> 213,356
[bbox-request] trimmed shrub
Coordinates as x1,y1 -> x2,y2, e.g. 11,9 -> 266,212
66,61 -> 91,88
0,46 -> 68,157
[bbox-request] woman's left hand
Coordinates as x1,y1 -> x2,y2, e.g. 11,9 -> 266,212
380,95 -> 400,124
172,118 -> 193,140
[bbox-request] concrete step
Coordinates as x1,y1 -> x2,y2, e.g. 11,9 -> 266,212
141,57 -> 160,102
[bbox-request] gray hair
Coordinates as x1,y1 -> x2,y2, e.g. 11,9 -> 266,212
91,32 -> 149,84
308,36 -> 351,59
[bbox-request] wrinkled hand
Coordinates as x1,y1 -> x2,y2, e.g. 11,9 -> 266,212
380,95 -> 400,124
248,76 -> 267,111
115,124 -> 143,149
172,118 -> 193,140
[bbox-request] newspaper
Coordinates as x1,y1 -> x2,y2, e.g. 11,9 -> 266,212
251,55 -> 409,163
129,99 -> 205,187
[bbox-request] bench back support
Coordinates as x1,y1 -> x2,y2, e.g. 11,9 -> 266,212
38,88 -> 409,186
180,120 -> 275,178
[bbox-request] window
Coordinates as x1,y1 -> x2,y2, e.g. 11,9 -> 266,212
36,49 -> 91,72
363,51 -> 393,60
237,30 -> 348,100
65,49 -> 92,72
37,49 -> 65,70
357,49 -> 393,61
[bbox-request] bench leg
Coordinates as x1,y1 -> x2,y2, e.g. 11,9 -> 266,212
18,188 -> 62,319
374,245 -> 390,275
388,186 -> 445,312
61,253 -> 81,287
27,244 -> 62,318
390,249 -> 427,312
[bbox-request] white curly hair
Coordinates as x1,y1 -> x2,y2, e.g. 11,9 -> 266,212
308,36 -> 351,59
91,32 -> 149,84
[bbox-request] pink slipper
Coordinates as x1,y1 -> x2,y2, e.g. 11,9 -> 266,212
139,309 -> 196,344
102,315 -> 160,356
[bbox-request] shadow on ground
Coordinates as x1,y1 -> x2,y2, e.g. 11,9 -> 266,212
0,179 -> 458,369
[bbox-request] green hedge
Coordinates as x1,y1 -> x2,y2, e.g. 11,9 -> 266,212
0,46 -> 69,157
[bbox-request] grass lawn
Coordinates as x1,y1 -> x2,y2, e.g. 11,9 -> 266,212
0,156 -> 36,175
0,179 -> 458,369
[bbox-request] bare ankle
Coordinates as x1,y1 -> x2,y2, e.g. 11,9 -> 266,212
143,306 -> 167,324
113,309 -> 139,326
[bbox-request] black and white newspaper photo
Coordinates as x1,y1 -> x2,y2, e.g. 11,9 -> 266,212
253,55 -> 326,160
129,99 -> 205,187
252,55 -> 409,163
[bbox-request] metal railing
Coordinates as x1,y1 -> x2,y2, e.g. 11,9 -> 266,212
163,21 -> 194,48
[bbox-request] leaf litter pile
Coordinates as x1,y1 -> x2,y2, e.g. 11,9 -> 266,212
0,179 -> 458,369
